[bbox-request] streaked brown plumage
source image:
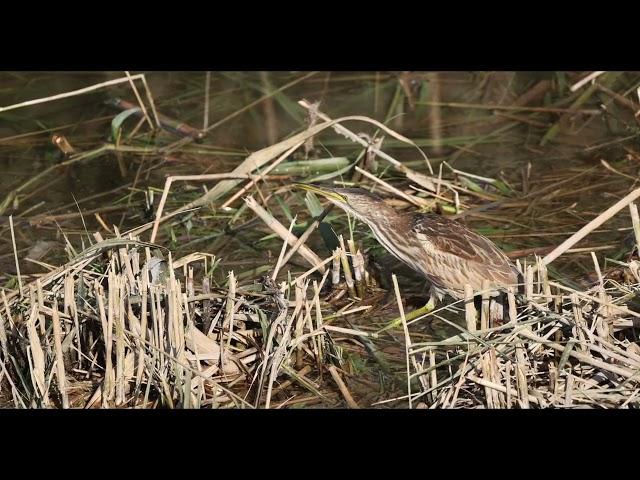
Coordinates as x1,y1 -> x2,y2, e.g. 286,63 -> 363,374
297,184 -> 520,319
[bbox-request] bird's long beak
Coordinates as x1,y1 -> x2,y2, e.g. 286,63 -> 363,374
294,183 -> 347,204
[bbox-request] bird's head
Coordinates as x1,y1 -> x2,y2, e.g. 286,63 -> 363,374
294,184 -> 388,225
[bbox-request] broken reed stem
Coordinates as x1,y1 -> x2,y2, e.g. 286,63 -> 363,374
124,70 -> 154,130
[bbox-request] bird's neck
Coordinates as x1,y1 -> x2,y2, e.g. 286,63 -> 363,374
357,207 -> 411,255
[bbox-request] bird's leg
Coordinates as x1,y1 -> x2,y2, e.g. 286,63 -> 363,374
378,287 -> 437,332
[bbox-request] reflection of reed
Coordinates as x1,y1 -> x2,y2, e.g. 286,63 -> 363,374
427,72 -> 443,156
260,71 -> 278,145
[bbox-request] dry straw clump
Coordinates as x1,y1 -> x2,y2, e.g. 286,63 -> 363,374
0,235 -> 348,408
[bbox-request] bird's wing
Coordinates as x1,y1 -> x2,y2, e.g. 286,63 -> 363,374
411,214 -> 519,288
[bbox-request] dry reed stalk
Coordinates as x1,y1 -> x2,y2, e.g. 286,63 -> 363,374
392,274 -> 413,409
220,141 -> 303,209
517,329 -> 639,381
278,205 -> 334,272
564,373 -> 574,406
0,310 -> 8,364
467,373 -> 540,405
352,250 -> 365,299
481,280 -> 490,330
149,173 -> 261,243
244,196 -> 325,273
9,216 -> 23,296
537,258 -> 552,304
264,288 -> 300,409
507,289 -> 518,323
630,202 -> 640,255
338,236 -> 356,298
542,187 -> 640,266
570,294 -> 588,353
304,297 -> 319,365
590,252 -> 613,324
26,303 -> 48,406
505,360 -> 513,408
525,265 -> 534,300
134,264 -> 149,396
290,251 -> 340,285
353,166 -> 429,207
114,274 -> 126,406
0,74 -> 152,114
515,343 -> 530,408
332,248 -> 341,285
298,100 -> 435,177
481,353 -> 494,408
322,325 -> 378,339
272,215 -> 297,281
102,276 -> 115,404
63,275 -> 81,366
570,71 -> 606,92
124,71 -> 155,130
295,300 -> 307,370
327,365 -> 360,409
35,280 -> 47,340
464,284 -> 476,331
202,277 -> 212,335
51,300 -> 69,408
184,111 -> 429,216
313,280 -> 324,366
549,281 -> 640,319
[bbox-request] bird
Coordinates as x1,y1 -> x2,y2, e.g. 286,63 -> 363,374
296,184 -> 521,322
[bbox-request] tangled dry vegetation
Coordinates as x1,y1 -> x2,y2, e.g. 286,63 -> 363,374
2,72 -> 640,408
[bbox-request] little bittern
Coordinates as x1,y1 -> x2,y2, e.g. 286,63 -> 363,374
297,184 -> 520,321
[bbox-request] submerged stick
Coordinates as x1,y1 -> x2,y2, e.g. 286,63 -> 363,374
328,366 -> 360,409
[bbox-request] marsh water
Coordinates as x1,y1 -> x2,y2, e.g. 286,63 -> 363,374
1,71 -> 639,325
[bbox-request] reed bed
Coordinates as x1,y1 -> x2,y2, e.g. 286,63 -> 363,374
392,257 -> 640,409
